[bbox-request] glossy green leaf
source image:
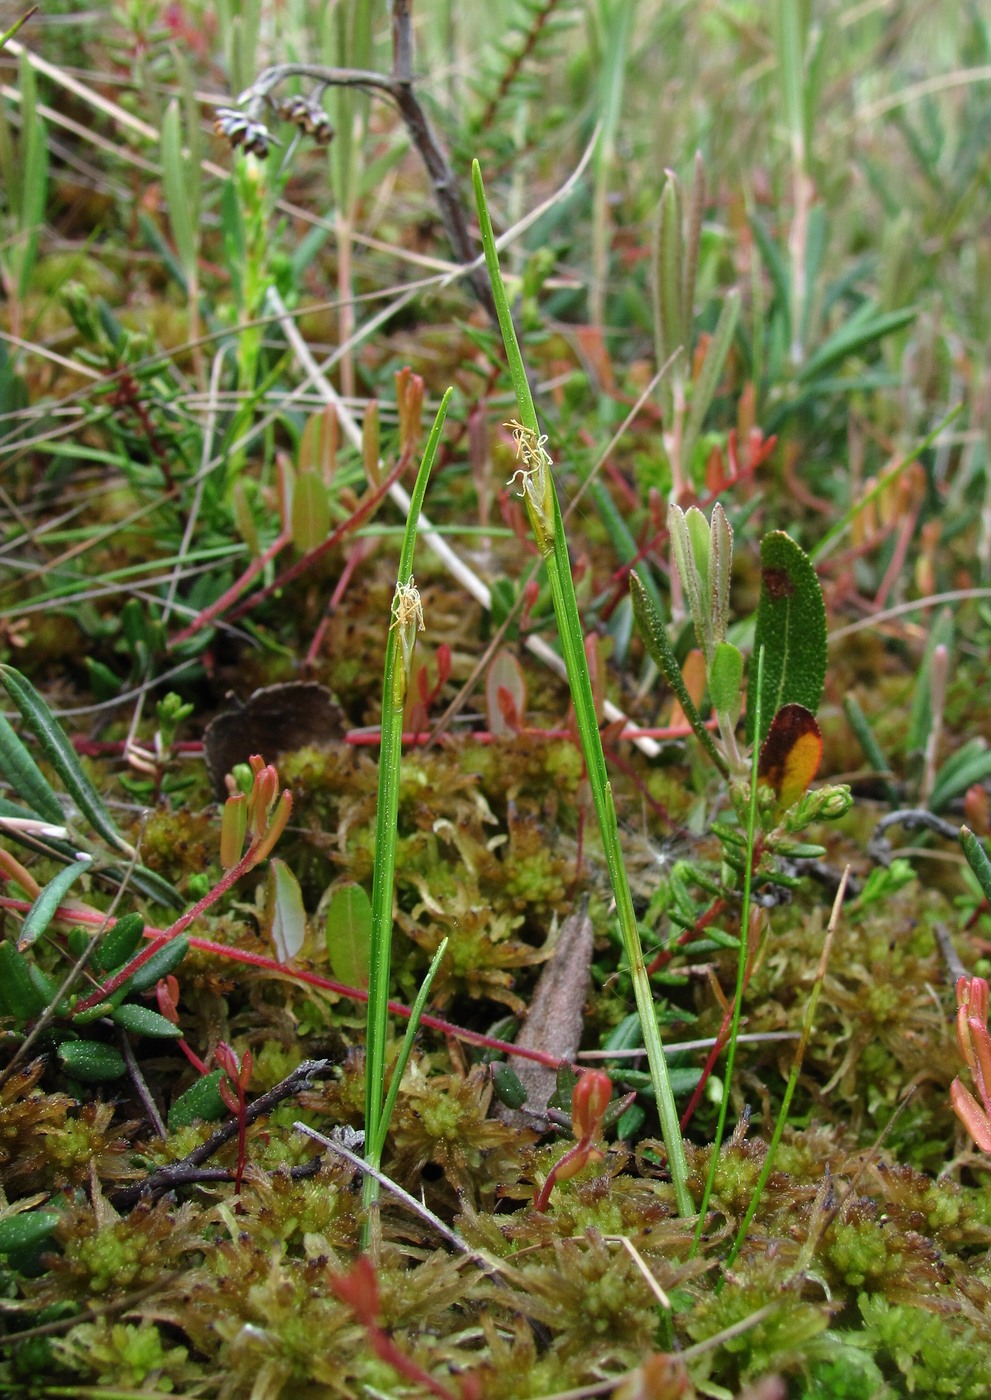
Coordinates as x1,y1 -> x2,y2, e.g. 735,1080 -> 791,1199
325,881 -> 371,990
18,858 -> 91,950
129,934 -> 190,993
93,913 -> 145,974
57,1040 -> 127,1082
0,940 -> 48,1021
491,1062 -> 528,1110
747,531 -> 827,745
0,1211 -> 59,1255
0,665 -> 133,856
110,1003 -> 183,1038
168,1069 -> 226,1129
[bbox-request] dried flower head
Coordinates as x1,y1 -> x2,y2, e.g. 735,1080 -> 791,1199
213,106 -> 273,159
278,94 -> 335,146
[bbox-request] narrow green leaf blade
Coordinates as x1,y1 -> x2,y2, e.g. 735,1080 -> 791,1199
0,711 -> 65,825
747,531 -> 827,745
682,289 -> 740,467
19,857 -> 92,950
630,573 -> 728,777
161,98 -> 198,277
962,827 -> 991,904
0,665 -> 134,855
797,303 -> 916,384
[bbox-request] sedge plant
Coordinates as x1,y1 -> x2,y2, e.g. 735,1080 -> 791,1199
362,387 -> 454,1227
473,160 -> 693,1218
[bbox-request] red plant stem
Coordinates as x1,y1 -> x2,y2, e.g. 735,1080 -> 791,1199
304,538 -> 373,667
533,1138 -> 597,1212
678,921 -> 763,1132
71,831 -> 282,1014
646,896 -> 728,976
0,897 -> 567,1070
168,528 -> 292,648
224,450 -> 412,626
177,1039 -> 209,1075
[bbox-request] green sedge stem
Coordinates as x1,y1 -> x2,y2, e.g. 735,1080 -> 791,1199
690,645 -> 764,1256
364,388 -> 453,1224
473,160 -> 691,1218
724,867 -> 847,1271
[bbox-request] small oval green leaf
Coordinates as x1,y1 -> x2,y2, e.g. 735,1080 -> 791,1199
491,1062 -> 528,1110
291,470 -> 331,553
708,641 -> 744,718
0,1211 -> 60,1254
129,935 -> 190,993
110,1003 -> 183,1038
167,1069 -> 226,1129
0,941 -> 48,1021
57,1040 -> 127,1082
93,913 -> 145,973
266,859 -> 306,964
324,881 -> 371,990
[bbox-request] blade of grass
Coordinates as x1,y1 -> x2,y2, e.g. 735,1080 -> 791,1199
473,159 -> 691,1218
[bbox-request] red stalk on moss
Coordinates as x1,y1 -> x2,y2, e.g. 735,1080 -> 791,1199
327,1255 -> 462,1400
215,1041 -> 253,1194
155,974 -> 209,1075
533,1069 -> 612,1212
72,760 -> 291,1016
951,975 -> 991,1153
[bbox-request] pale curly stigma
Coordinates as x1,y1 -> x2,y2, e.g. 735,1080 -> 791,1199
505,420 -> 555,547
391,575 -> 424,682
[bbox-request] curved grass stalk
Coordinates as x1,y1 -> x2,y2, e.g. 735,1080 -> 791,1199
472,160 -> 692,1219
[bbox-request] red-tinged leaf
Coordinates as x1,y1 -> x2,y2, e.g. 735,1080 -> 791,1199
668,648 -> 706,732
951,1077 -> 991,1153
758,703 -> 822,809
327,1254 -> 380,1325
485,650 -> 527,736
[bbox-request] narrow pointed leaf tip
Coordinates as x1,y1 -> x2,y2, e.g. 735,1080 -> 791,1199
747,531 -> 827,745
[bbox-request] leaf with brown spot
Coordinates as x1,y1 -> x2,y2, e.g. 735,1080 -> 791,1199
758,704 -> 823,809
747,531 -> 827,745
